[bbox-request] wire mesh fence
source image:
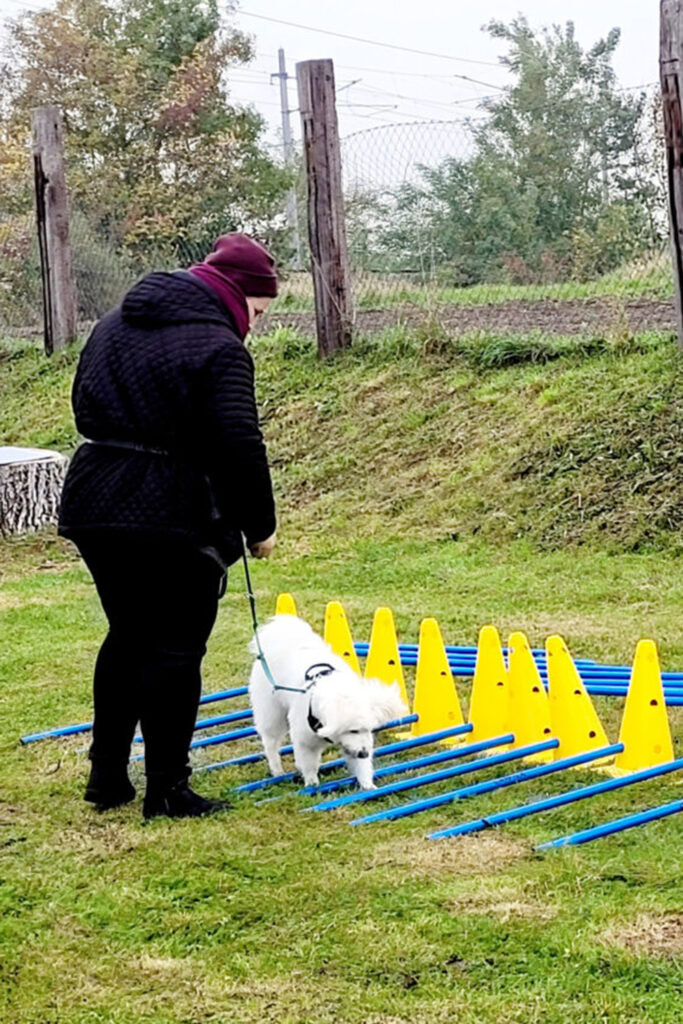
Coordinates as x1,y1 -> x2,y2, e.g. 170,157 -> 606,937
334,93 -> 674,333
0,85 -> 677,340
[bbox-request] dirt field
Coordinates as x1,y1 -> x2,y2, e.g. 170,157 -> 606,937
264,296 -> 677,337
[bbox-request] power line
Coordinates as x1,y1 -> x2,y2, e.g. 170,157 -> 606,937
256,51 -> 478,81
238,9 -> 501,68
350,81 -> 480,114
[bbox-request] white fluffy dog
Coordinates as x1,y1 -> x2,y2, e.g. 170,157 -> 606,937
249,615 -> 407,789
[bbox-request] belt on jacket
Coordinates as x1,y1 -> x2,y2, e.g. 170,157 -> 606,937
84,438 -> 171,456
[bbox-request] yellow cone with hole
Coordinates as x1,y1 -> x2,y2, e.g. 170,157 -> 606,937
546,635 -> 611,762
364,606 -> 409,708
411,618 -> 464,737
275,593 -> 298,616
613,639 -> 674,774
324,601 -> 361,674
507,631 -> 555,763
469,625 -> 511,744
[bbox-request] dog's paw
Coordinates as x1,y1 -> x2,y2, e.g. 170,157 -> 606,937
303,775 -> 319,788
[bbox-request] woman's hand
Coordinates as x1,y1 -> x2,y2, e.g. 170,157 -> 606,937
250,531 -> 277,559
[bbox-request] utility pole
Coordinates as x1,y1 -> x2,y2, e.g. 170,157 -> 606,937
272,48 -> 303,267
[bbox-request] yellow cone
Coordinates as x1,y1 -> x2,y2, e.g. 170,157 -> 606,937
614,639 -> 674,774
507,631 -> 555,763
469,625 -> 511,744
324,601 -> 361,674
411,618 -> 464,737
275,593 -> 298,616
364,607 -> 409,707
546,635 -> 611,762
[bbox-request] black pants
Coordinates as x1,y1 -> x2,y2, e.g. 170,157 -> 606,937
74,533 -> 224,785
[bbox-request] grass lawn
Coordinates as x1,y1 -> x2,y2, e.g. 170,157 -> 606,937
2,529 -> 683,1024
1,329 -> 683,1023
272,255 -> 673,313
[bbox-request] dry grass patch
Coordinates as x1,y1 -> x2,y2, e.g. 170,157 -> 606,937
366,832 -> 529,879
600,912 -> 683,958
448,886 -> 557,923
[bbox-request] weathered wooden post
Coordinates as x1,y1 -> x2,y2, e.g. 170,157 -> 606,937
32,104 -> 78,354
295,59 -> 353,357
661,0 -> 683,346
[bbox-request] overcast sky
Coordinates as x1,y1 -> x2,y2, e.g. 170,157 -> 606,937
0,0 -> 660,148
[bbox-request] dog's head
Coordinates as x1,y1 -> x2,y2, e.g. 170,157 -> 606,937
310,673 -> 408,759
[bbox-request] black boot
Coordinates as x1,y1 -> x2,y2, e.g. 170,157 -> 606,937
143,778 -> 231,821
84,762 -> 136,810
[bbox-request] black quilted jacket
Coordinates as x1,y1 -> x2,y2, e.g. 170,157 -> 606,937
58,271 -> 276,566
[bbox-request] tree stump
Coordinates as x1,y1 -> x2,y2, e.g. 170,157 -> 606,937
0,447 -> 69,536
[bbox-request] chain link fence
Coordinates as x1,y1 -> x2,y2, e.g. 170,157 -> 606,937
0,207 -> 221,336
278,85 -> 676,336
0,85 -> 677,340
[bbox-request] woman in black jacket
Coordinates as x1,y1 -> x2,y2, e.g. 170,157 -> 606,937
59,233 -> 278,820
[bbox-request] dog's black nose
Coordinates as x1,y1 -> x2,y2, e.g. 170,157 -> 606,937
357,749 -> 369,759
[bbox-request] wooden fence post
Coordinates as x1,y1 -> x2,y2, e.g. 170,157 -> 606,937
295,59 -> 353,357
32,105 -> 78,354
661,0 -> 683,346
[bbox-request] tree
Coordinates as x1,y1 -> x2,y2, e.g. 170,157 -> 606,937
372,17 -> 662,284
480,17 -> 653,258
0,0 -> 292,263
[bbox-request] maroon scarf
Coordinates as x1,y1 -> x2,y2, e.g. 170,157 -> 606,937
188,265 -> 250,340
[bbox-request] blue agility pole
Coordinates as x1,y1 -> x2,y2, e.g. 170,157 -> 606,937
200,719 -> 466,778
300,733 -> 514,798
537,799 -> 683,850
130,725 -> 257,762
356,644 -> 683,687
195,748 -> 292,772
306,738 -> 560,813
20,684 -> 250,745
380,652 -> 683,692
194,712 -> 418,758
353,642 -> 598,664
233,723 -> 475,794
354,641 -> 683,682
350,743 -> 622,827
232,729 -> 505,798
133,713 -> 420,766
132,707 -> 252,742
428,755 -> 683,840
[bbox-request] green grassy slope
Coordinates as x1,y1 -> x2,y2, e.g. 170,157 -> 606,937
2,325 -> 682,553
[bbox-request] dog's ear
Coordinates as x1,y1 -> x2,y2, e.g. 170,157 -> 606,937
364,679 -> 409,728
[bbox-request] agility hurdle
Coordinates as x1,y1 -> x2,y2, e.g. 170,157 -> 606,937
20,595 -> 683,746
232,723 -> 481,794
20,685 -> 249,744
22,592 -> 682,853
537,799 -> 683,849
428,755 -> 683,839
129,714 -> 420,764
299,610 -> 678,851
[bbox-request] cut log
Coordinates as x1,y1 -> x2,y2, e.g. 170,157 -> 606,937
0,447 -> 69,536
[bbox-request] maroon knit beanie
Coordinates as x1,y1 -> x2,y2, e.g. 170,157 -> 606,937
203,232 -> 278,297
